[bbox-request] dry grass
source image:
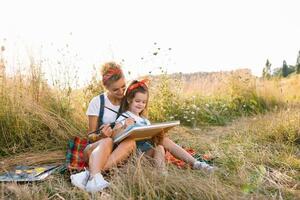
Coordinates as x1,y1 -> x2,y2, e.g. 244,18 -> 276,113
1,63 -> 300,199
256,75 -> 300,105
0,108 -> 299,199
0,150 -> 65,173
177,69 -> 253,97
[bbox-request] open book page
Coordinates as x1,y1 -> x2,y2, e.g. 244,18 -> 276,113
113,121 -> 180,143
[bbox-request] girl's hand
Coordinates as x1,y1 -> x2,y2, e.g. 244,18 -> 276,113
124,118 -> 135,128
100,124 -> 113,137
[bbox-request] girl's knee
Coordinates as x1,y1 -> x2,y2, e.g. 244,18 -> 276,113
156,145 -> 165,153
162,137 -> 174,148
163,137 -> 170,142
121,138 -> 136,151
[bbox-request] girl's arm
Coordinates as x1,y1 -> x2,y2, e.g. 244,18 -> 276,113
112,118 -> 135,137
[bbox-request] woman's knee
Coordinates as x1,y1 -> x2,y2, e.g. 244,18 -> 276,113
101,137 -> 113,145
100,137 -> 113,150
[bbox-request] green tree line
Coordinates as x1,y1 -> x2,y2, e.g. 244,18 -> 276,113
262,50 -> 300,79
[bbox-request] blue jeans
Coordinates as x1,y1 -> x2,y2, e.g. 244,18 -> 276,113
136,140 -> 153,152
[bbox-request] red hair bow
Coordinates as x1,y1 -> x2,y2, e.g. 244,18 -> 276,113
127,79 -> 149,93
102,68 -> 122,84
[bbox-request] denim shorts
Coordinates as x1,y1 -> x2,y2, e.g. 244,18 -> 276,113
136,140 -> 153,152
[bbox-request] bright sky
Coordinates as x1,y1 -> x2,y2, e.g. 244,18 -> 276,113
1,0 -> 299,87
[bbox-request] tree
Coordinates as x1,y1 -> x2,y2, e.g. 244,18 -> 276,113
262,59 -> 272,79
296,50 -> 300,74
282,60 -> 288,77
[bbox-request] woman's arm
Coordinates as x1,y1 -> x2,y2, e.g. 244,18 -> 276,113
88,116 -> 99,133
88,116 -> 113,141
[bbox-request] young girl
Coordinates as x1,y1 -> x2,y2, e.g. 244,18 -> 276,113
113,80 -> 166,170
114,80 -> 215,172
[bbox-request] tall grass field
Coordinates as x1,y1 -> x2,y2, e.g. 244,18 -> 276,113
0,65 -> 299,199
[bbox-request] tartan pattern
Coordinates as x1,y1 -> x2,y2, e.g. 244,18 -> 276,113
66,93 -> 104,172
66,136 -> 88,171
165,148 -> 213,168
65,137 -> 212,171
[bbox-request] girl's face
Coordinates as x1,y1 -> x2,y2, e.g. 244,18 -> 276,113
106,77 -> 126,100
128,92 -> 148,115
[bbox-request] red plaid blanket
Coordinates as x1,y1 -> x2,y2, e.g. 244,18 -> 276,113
66,137 -> 88,171
66,137 -> 212,171
165,148 -> 212,168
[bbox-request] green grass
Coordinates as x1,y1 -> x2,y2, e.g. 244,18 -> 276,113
0,72 -> 300,199
1,108 -> 299,199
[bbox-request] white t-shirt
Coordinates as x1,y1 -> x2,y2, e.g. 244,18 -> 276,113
86,93 -> 120,125
116,111 -> 151,126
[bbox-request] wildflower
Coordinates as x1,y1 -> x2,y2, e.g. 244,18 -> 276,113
205,103 -> 210,107
191,111 -> 195,115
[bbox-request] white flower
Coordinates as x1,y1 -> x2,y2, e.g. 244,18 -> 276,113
191,111 -> 195,115
205,103 -> 210,107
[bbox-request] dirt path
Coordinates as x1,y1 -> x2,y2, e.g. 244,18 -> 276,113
168,114 -> 263,150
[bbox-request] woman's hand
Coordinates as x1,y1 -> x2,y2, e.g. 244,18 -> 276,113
100,124 -> 113,137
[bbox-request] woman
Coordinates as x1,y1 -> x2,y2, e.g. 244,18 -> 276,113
71,62 -> 136,193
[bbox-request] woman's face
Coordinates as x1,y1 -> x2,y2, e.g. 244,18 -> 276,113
106,77 -> 126,100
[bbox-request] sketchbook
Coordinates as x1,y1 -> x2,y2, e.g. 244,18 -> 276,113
113,120 -> 180,143
0,165 -> 60,182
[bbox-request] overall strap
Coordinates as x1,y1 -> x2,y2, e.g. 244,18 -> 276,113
98,94 -> 105,128
116,104 -> 123,120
